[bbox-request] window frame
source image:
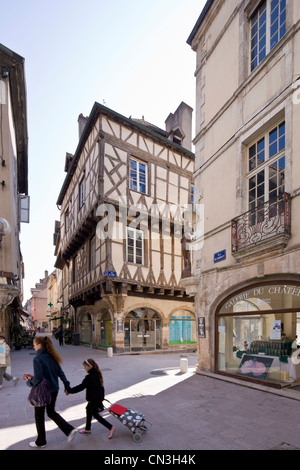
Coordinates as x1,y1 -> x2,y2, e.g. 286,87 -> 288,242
126,227 -> 144,265
250,0 -> 286,72
247,121 -> 286,213
79,177 -> 86,210
89,235 -> 96,271
129,156 -> 148,194
65,209 -> 69,233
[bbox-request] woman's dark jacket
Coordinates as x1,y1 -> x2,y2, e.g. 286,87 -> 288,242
67,368 -> 105,408
27,348 -> 70,393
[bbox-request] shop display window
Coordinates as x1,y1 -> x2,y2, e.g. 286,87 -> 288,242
217,284 -> 300,386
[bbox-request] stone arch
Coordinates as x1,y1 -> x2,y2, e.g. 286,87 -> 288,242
96,307 -> 113,348
168,306 -> 196,346
77,309 -> 93,344
124,306 -> 162,351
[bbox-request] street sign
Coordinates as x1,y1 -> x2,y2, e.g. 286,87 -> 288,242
214,249 -> 226,263
104,271 -> 117,278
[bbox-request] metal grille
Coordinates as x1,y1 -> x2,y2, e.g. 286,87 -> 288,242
232,193 -> 291,253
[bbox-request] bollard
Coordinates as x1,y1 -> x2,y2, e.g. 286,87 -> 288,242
180,357 -> 188,373
107,347 -> 113,358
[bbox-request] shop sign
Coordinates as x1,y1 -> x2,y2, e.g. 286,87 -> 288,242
117,319 -> 123,333
221,284 -> 300,313
198,317 -> 205,338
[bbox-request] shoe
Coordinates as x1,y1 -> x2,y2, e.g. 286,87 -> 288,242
108,426 -> 115,439
68,428 -> 78,443
79,429 -> 91,434
29,441 -> 46,448
13,377 -> 19,386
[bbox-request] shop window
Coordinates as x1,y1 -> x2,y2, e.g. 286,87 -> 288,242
217,284 -> 300,386
125,308 -> 161,351
79,312 -> 92,344
99,311 -> 112,347
169,312 -> 196,345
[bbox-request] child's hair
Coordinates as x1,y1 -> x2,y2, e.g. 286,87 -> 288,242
83,358 -> 103,386
0,335 -> 6,341
34,336 -> 62,365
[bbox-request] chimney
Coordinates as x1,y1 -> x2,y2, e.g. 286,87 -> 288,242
78,113 -> 88,139
165,102 -> 193,151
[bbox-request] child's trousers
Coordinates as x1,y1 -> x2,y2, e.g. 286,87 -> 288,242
85,402 -> 113,431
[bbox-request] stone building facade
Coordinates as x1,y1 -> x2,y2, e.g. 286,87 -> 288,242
184,0 -> 300,387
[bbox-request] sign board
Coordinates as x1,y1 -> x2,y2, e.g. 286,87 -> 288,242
214,249 -> 226,263
104,271 -> 117,278
117,320 -> 123,333
198,317 -> 206,338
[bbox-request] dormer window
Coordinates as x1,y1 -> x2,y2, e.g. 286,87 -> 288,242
171,127 -> 184,146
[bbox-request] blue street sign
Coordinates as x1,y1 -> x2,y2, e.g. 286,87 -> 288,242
214,249 -> 226,263
104,271 -> 117,278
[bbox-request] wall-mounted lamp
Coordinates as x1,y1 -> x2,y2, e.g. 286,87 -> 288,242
0,217 -> 11,245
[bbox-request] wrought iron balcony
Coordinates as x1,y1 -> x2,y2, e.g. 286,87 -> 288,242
232,193 -> 291,254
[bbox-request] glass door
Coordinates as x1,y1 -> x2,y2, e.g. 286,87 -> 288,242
129,318 -> 156,351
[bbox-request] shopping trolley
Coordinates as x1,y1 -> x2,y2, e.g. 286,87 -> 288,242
104,399 -> 152,442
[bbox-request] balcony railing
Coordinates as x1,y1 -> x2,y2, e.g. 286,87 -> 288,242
232,193 -> 291,254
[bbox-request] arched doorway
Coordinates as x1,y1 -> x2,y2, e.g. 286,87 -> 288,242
169,310 -> 196,346
99,310 -> 112,347
124,308 -> 161,351
216,281 -> 300,386
79,312 -> 92,344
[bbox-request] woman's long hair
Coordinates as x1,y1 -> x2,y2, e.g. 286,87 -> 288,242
83,358 -> 103,386
34,336 -> 62,365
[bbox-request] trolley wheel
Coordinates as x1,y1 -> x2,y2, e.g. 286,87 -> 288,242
133,432 -> 142,442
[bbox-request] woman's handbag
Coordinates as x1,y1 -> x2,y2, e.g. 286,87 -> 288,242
28,378 -> 51,407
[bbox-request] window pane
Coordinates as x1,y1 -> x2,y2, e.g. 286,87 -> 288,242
278,156 -> 285,171
257,170 -> 265,184
127,228 -> 144,264
269,123 -> 285,158
270,0 -> 286,49
130,158 -> 147,194
250,1 -> 266,70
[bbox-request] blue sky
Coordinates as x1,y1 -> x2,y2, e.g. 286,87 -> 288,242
1,0 -> 204,302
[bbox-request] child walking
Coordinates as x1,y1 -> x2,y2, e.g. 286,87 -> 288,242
66,358 -> 115,438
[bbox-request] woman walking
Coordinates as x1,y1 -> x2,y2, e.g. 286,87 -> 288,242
66,358 -> 115,438
24,336 -> 77,448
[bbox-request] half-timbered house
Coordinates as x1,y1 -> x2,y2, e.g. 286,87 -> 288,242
55,102 -> 195,352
